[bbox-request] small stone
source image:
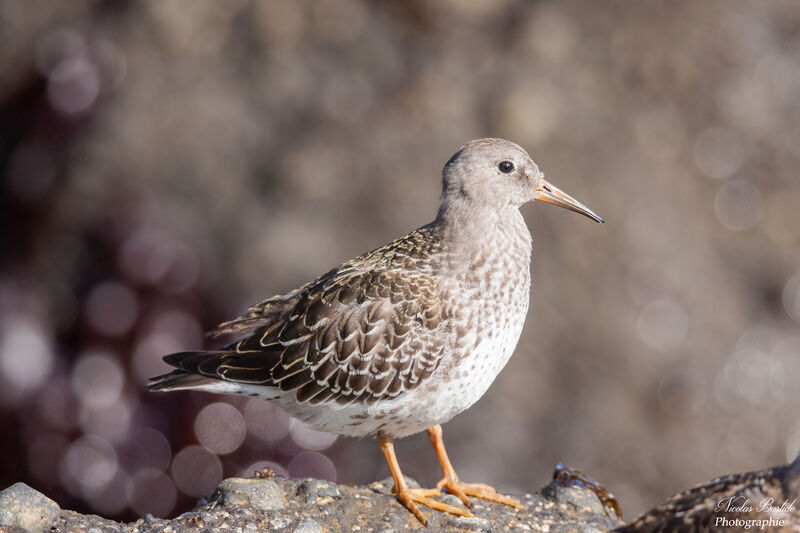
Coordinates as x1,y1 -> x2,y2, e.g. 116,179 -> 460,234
0,483 -> 60,533
318,484 -> 342,499
449,516 -> 492,531
242,523 -> 258,533
293,519 -> 322,533
269,518 -> 291,529
294,479 -> 342,505
379,512 -> 409,531
439,494 -> 463,507
215,478 -> 285,512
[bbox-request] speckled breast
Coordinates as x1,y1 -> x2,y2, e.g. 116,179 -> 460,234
401,211 -> 533,432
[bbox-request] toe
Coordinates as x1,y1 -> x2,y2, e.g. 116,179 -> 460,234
401,488 -> 473,519
443,482 -> 474,509
450,481 -> 525,510
396,492 -> 429,526
462,482 -> 496,492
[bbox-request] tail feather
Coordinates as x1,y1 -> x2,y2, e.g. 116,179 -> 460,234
148,350 -> 279,397
147,369 -> 216,391
162,350 -> 228,368
149,350 -> 232,392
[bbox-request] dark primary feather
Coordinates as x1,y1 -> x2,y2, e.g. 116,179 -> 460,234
147,366 -> 220,391
149,226 -> 453,406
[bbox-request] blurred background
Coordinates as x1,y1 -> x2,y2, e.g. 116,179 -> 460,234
1,0 -> 799,523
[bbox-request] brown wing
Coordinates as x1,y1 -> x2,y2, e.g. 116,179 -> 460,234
161,269 -> 450,406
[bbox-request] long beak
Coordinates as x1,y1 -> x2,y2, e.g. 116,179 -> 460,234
534,178 -> 605,223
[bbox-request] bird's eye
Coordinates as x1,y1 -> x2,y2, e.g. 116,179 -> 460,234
498,160 -> 514,173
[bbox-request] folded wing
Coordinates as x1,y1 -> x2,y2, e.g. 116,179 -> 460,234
149,268 -> 450,406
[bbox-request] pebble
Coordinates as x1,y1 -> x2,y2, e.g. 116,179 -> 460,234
449,515 -> 492,532
294,480 -> 342,505
293,519 -> 322,533
269,518 -> 291,529
0,482 -> 60,533
440,494 -> 464,507
378,512 -> 410,530
215,478 -> 285,512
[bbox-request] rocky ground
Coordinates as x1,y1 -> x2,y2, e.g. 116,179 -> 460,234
3,456 -> 799,532
0,470 -> 622,533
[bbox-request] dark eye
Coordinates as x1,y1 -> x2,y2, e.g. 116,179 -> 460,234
498,160 -> 514,173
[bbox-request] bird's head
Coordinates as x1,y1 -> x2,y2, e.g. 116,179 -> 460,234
439,138 -> 604,223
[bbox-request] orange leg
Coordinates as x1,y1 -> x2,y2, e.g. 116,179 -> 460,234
427,424 -> 525,510
378,431 -> 472,525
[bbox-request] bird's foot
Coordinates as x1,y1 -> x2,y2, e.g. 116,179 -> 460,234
393,486 -> 472,526
436,476 -> 525,510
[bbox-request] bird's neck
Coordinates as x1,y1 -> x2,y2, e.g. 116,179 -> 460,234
434,201 -> 532,262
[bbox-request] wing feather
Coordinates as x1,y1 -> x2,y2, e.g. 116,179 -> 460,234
150,226 -> 452,405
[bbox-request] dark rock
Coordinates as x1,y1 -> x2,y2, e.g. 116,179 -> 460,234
0,483 -> 60,533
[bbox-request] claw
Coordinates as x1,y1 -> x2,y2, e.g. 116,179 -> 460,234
437,475 -> 524,509
396,489 -> 429,526
379,431 -> 472,526
428,425 -> 526,511
457,481 -> 525,509
396,487 -> 472,525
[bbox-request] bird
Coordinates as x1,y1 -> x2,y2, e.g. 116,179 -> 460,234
614,454 -> 800,532
148,138 -> 604,525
